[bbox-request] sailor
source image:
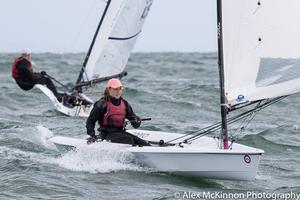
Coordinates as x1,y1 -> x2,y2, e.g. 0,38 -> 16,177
12,48 -> 61,101
86,78 -> 151,146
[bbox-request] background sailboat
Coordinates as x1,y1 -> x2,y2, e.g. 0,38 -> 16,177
37,0 -> 153,117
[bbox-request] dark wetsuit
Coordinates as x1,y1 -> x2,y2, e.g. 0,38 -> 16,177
86,96 -> 150,146
13,57 -> 58,97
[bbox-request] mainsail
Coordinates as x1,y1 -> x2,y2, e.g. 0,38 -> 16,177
221,0 -> 300,107
76,0 -> 153,87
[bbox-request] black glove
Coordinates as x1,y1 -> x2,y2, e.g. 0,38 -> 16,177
131,116 -> 141,129
41,71 -> 47,76
87,136 -> 96,145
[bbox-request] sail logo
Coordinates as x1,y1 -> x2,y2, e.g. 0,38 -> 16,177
236,94 -> 245,102
141,0 -> 153,19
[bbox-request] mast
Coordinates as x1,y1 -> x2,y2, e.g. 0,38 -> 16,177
75,0 -> 112,88
216,0 -> 229,149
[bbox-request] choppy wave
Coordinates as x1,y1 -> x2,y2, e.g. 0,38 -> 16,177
1,52 -> 300,199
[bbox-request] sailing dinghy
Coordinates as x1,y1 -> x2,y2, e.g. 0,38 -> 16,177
37,0 -> 153,117
50,0 -> 300,180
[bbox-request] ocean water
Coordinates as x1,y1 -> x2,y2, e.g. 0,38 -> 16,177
0,52 -> 299,199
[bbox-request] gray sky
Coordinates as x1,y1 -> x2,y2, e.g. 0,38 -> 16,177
0,0 -> 217,53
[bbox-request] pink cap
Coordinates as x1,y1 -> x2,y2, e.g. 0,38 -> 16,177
106,78 -> 123,89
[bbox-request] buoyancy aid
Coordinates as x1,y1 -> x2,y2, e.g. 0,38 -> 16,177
102,100 -> 126,128
11,57 -> 33,79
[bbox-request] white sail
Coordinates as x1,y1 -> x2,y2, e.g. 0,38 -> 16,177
81,0 -> 153,83
222,0 -> 300,107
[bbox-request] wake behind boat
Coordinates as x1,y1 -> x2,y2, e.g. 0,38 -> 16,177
37,0 -> 153,117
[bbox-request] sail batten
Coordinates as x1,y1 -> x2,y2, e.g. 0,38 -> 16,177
222,0 -> 300,107
109,31 -> 141,40
77,0 -> 153,86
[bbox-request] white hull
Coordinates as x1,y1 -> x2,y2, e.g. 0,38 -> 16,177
36,84 -> 93,117
49,129 -> 264,180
